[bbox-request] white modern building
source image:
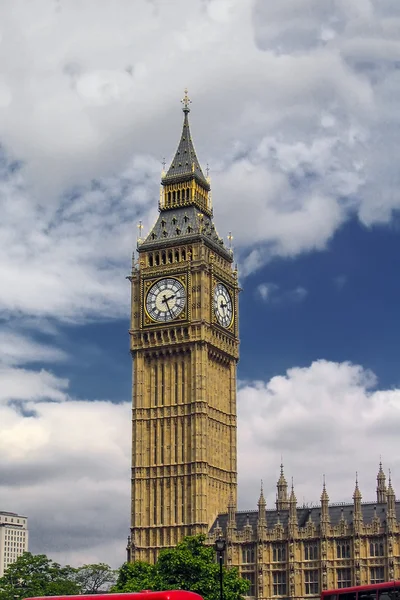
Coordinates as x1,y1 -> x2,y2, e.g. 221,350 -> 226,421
0,511 -> 28,577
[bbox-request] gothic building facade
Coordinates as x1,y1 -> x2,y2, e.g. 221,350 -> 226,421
127,94 -> 400,598
208,463 -> 400,600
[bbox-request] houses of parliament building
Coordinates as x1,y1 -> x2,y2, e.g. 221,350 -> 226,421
127,92 -> 400,599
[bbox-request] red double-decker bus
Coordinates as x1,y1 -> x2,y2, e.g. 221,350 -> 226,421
321,581 -> 400,600
24,591 -> 204,600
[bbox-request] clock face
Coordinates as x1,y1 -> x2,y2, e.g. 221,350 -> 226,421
214,283 -> 233,328
146,278 -> 186,322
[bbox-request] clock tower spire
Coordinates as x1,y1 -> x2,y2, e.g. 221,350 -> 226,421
128,93 -> 239,563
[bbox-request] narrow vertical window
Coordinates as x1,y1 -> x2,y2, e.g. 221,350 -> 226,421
175,480 -> 179,523
153,422 -> 157,464
181,419 -> 185,463
161,363 -> 165,406
160,424 -> 164,464
175,363 -> 179,404
153,486 -> 157,525
154,364 -> 158,406
181,360 -> 185,403
175,420 -> 178,463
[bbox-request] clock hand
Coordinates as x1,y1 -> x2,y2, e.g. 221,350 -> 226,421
162,294 -> 175,320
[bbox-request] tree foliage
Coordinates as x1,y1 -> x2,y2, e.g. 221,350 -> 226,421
0,553 -> 79,600
74,562 -> 116,593
112,535 -> 249,600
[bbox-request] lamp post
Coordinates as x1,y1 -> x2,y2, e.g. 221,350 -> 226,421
214,536 -> 226,600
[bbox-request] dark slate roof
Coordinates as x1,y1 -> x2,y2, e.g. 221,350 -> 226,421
210,502 -> 400,534
139,205 -> 232,261
162,108 -> 210,191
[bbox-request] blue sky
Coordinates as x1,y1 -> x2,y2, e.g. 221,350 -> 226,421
1,0 -> 400,569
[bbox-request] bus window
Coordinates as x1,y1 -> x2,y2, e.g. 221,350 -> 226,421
359,593 -> 376,600
379,590 -> 400,600
339,593 -> 356,600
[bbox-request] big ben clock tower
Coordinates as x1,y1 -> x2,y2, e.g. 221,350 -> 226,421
128,91 -> 239,564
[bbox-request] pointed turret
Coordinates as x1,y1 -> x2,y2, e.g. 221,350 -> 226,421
353,473 -> 363,530
353,473 -> 362,501
141,91 -> 232,261
320,476 -> 330,529
276,463 -> 289,511
289,479 -> 297,528
161,89 -> 211,215
228,492 -> 236,526
377,461 -> 387,504
257,481 -> 267,531
387,470 -> 396,525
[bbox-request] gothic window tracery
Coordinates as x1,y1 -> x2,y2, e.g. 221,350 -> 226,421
242,545 -> 255,564
305,570 -> 319,595
370,566 -> 385,584
304,542 -> 319,560
369,539 -> 384,557
272,543 -> 286,562
336,541 -> 351,559
337,568 -> 352,588
273,571 -> 287,596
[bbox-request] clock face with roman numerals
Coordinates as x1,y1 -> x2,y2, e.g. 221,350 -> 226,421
214,282 -> 233,328
145,278 -> 186,322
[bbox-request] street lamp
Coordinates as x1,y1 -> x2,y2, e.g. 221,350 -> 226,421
214,536 -> 226,600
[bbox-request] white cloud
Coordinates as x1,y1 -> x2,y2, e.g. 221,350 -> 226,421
238,359 -> 400,510
0,0 -> 399,318
256,283 -> 308,303
0,358 -> 130,567
256,283 -> 278,302
0,331 -> 67,366
2,351 -> 399,567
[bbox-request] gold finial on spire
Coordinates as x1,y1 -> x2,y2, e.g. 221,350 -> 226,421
181,88 -> 191,113
137,220 -> 144,244
161,157 -> 166,178
227,232 -> 233,251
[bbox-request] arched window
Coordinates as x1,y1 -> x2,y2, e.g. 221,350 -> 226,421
336,542 -> 351,559
272,543 -> 286,562
304,543 -> 318,561
369,540 -> 384,557
149,254 -> 153,267
242,545 -> 255,564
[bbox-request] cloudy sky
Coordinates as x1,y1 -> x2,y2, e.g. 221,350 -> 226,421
1,0 -> 400,569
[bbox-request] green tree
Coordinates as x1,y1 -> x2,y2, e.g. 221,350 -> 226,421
0,552 -> 80,600
74,563 -> 116,593
113,561 -> 156,592
112,535 -> 249,600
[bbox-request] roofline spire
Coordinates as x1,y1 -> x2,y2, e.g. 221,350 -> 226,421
181,88 -> 191,114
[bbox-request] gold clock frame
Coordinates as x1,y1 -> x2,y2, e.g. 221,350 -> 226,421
142,273 -> 189,327
211,278 -> 235,333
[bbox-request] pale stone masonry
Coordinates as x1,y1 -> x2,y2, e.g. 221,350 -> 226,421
0,510 -> 28,576
128,93 -> 239,564
208,464 -> 400,600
